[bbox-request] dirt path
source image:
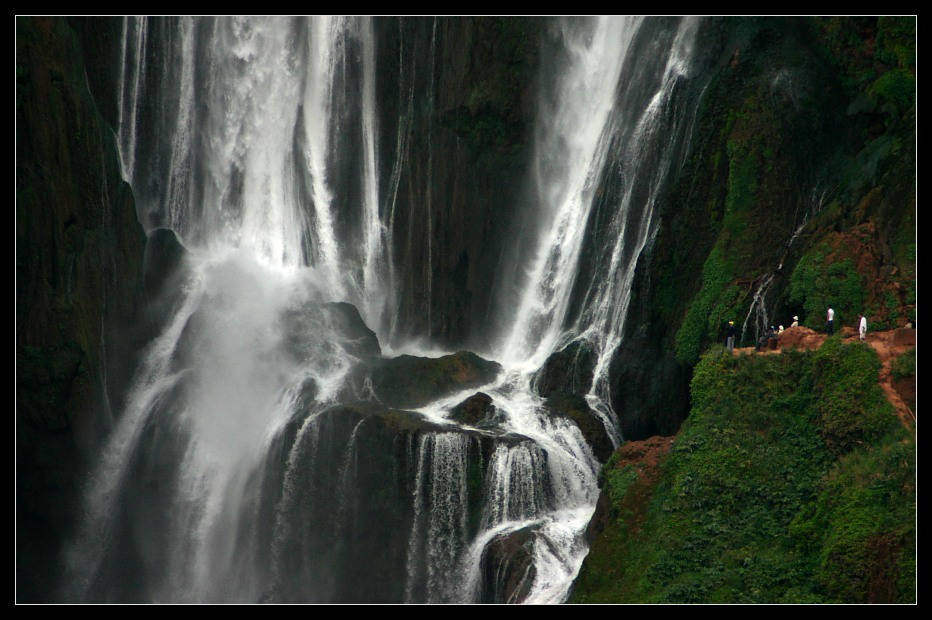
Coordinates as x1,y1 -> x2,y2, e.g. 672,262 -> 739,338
863,330 -> 916,429
734,326 -> 916,430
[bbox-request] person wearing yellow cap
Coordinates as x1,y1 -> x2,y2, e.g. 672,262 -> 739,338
726,320 -> 736,353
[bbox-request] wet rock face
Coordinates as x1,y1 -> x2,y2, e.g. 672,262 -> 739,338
609,341 -> 691,441
532,341 -> 614,460
534,340 -> 596,398
355,351 -> 503,409
479,525 -> 538,604
141,228 -> 189,339
449,392 -> 497,427
277,301 -> 381,368
542,392 -> 614,462
320,302 -> 382,358
254,402 -> 550,603
373,18 -> 542,348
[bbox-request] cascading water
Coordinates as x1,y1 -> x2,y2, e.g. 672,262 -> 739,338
740,187 -> 830,345
497,17 -> 641,371
464,16 -> 703,602
66,16 -> 703,603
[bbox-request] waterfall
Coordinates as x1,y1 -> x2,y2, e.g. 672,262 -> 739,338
496,16 -> 641,370
405,433 -> 472,603
491,16 -> 702,432
67,16 -> 704,603
473,17 -> 702,601
574,17 -> 702,435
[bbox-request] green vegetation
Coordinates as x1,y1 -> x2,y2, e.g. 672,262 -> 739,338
601,456 -> 640,507
789,436 -> 915,602
572,343 -> 914,603
675,247 -> 740,365
670,17 -> 914,366
788,244 -> 865,330
673,78 -> 803,364
890,347 -> 915,381
811,17 -> 915,101
809,338 -> 899,454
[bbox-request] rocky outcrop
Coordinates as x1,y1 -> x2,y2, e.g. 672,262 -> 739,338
449,392 -> 498,427
351,350 -> 502,409
321,302 -> 382,358
542,393 -> 614,463
534,340 -> 596,398
478,525 -> 538,603
276,299 -> 383,369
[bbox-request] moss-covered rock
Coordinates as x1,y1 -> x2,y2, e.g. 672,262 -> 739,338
571,344 -> 915,603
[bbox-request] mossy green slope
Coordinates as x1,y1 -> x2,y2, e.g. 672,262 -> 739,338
572,342 -> 914,603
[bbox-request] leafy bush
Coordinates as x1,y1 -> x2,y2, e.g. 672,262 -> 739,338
809,338 -> 898,454
789,245 -> 866,330
890,347 -> 915,380
869,69 -> 915,114
789,435 -> 915,602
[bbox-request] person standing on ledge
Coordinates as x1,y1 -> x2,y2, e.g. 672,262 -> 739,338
826,306 -> 835,336
726,320 -> 736,353
859,313 -> 868,341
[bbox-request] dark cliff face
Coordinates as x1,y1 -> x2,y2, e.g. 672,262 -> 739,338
16,17 -> 149,602
605,17 -> 914,440
374,17 -> 542,349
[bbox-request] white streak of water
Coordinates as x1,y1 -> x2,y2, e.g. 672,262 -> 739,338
497,17 -> 641,370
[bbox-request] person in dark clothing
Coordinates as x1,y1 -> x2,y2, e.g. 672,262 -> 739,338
726,321 -> 737,353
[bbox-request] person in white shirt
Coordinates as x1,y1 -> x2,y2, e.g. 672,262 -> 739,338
859,314 -> 868,341
827,307 -> 835,335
